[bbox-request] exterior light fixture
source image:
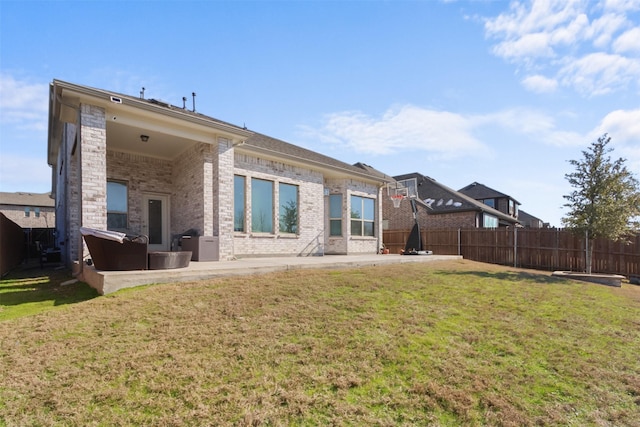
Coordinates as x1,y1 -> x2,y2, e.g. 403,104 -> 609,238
140,135 -> 149,142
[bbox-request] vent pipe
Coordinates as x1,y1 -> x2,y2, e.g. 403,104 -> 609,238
140,87 -> 145,99
192,92 -> 196,112
182,96 -> 187,109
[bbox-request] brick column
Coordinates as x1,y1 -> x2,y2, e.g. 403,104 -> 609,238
77,104 -> 107,260
216,137 -> 234,260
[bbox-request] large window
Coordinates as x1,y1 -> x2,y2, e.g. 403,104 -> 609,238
329,194 -> 342,236
234,175 -> 246,232
350,195 -> 375,237
279,183 -> 298,234
483,214 -> 498,228
251,178 -> 273,233
107,180 -> 128,231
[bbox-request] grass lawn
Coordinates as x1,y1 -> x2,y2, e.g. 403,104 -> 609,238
1,259 -> 639,426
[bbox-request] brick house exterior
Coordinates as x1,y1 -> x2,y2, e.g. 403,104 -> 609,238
383,173 -> 520,233
0,192 -> 55,229
48,80 -> 391,274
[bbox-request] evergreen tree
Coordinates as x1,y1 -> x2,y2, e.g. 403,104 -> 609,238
562,134 -> 640,273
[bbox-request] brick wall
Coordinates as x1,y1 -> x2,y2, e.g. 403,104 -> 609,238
383,196 -> 478,232
216,138 -> 234,260
0,206 -> 55,228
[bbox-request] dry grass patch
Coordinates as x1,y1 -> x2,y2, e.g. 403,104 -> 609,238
1,259 -> 639,426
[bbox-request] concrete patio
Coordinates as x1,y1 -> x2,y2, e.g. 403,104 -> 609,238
80,253 -> 462,295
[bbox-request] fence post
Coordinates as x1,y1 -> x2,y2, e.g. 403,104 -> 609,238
457,228 -> 461,256
514,226 -> 518,268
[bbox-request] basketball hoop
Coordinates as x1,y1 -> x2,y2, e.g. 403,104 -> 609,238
390,194 -> 404,208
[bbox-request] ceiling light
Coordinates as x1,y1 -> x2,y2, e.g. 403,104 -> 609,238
140,135 -> 149,142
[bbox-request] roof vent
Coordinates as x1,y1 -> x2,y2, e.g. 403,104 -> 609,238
150,99 -> 171,108
110,96 -> 122,104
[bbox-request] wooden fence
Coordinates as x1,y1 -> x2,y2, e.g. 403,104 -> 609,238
383,228 -> 639,277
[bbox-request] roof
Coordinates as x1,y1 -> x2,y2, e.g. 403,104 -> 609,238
0,192 -> 54,207
241,133 -> 394,182
518,209 -> 544,224
49,79 -> 389,184
394,173 -> 520,225
458,182 -> 521,205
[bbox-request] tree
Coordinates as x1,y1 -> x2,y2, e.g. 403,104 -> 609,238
562,134 -> 640,273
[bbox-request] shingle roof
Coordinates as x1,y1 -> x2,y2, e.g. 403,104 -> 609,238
394,173 -> 519,224
0,192 -> 54,207
458,182 -> 520,205
51,80 -> 389,184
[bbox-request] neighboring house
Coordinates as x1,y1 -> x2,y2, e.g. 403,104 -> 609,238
384,173 -> 521,231
47,80 -> 392,272
458,182 -> 520,222
0,192 -> 55,229
518,209 -> 547,228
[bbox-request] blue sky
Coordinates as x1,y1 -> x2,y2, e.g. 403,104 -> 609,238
1,0 -> 639,227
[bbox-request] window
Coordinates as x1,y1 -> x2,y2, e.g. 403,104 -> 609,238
279,183 -> 298,234
24,207 -> 30,217
350,195 -> 375,236
483,214 -> 498,228
251,178 -> 273,233
482,198 -> 495,208
329,194 -> 342,236
35,208 -> 40,218
107,181 -> 128,231
234,175 -> 246,232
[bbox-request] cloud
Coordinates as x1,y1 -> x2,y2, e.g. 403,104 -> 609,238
589,108 -> 640,171
558,52 -> 640,96
300,105 -> 487,158
612,27 -> 640,53
484,0 -> 640,96
0,74 -> 49,131
521,74 -> 559,92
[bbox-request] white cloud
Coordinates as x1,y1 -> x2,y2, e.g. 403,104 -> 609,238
612,27 -> 640,53
558,52 -> 640,95
521,74 -> 559,92
0,74 -> 49,131
484,0 -> 640,96
300,105 -> 487,158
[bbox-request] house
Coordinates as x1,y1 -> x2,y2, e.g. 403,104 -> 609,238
47,80 -> 392,276
518,209 -> 547,228
0,192 -> 55,229
384,173 -> 521,231
0,192 -> 56,258
458,182 -> 520,223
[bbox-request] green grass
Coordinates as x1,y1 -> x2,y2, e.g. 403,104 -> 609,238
1,259 -> 639,426
0,263 -> 99,320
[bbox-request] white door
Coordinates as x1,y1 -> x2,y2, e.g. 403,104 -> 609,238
142,194 -> 170,251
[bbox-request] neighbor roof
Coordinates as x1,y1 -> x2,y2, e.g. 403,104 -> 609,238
394,173 -> 520,225
0,192 -> 54,207
458,182 -> 520,205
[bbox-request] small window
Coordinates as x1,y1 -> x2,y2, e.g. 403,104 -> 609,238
24,207 -> 30,217
234,175 -> 246,232
251,178 -> 273,233
483,199 -> 495,208
35,208 -> 40,218
329,194 -> 342,236
279,183 -> 298,234
107,181 -> 128,231
350,195 -> 375,237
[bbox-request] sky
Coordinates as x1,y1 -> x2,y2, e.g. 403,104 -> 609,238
1,0 -> 639,227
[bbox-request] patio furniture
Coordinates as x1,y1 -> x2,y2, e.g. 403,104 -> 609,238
80,227 -> 148,271
148,251 -> 192,270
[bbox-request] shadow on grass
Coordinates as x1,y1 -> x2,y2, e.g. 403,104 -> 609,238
0,262 -> 98,317
434,269 -> 568,284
